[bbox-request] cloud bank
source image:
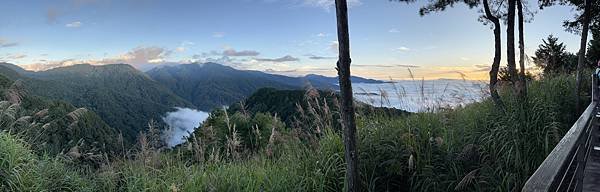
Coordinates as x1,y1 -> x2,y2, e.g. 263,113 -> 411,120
162,107 -> 210,147
22,46 -> 172,71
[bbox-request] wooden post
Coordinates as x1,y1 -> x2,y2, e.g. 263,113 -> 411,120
334,0 -> 359,191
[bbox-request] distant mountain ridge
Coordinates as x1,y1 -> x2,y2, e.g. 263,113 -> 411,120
146,63 -> 384,111
303,74 -> 385,85
146,63 -> 315,111
0,62 -> 386,141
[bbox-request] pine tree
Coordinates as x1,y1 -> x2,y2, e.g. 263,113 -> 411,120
533,35 -> 576,74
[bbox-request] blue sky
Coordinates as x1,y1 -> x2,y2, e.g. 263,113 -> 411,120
0,0 -> 584,79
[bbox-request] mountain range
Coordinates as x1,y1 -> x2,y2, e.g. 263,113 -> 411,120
0,62 -> 383,142
147,63 -> 384,111
0,74 -> 121,155
0,63 -> 193,140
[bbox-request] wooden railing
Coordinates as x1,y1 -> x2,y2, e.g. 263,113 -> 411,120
522,74 -> 599,192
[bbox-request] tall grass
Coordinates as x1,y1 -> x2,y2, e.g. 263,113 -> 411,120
353,73 -> 587,191
0,132 -> 92,191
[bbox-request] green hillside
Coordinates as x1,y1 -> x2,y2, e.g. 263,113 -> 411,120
0,63 -> 192,141
0,74 -> 121,156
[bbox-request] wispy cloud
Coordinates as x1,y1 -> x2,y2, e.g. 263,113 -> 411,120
223,49 -> 260,57
0,38 -> 18,48
389,28 -> 400,33
213,32 -> 225,38
197,48 -> 261,57
472,64 -> 491,72
265,68 -> 298,73
7,54 -> 27,60
0,53 -> 27,62
194,56 -> 241,66
175,41 -> 195,52
460,57 -> 470,61
22,59 -> 81,71
110,46 -> 172,65
256,55 -> 299,62
66,21 -> 82,28
354,64 -> 420,68
396,64 -> 420,68
329,41 -> 339,53
305,54 -> 336,60
396,47 -> 410,52
316,33 -> 328,37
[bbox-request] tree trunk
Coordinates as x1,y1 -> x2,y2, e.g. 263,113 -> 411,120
517,0 -> 527,99
483,0 -> 504,108
575,0 -> 592,113
507,0 -> 518,88
334,0 -> 359,191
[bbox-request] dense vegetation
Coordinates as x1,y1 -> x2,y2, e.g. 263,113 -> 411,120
0,74 -> 121,158
0,63 -> 192,142
228,87 -> 409,128
0,71 -> 591,191
533,35 -> 579,74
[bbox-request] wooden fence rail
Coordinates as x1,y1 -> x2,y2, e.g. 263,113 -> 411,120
522,74 -> 599,192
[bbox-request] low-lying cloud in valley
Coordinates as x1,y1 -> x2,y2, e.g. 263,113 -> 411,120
162,107 -> 209,147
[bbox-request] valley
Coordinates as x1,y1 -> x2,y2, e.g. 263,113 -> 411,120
0,62 -> 404,146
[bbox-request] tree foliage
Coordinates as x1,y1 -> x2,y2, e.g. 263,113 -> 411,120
533,35 -> 578,74
587,26 -> 600,65
539,0 -> 600,34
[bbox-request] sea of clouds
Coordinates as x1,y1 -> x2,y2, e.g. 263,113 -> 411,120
353,79 -> 488,112
162,107 -> 210,147
160,80 -> 486,147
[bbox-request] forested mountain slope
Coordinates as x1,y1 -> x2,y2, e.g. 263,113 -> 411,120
0,63 -> 192,141
0,74 -> 121,156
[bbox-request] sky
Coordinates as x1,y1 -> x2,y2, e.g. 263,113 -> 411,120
0,0 -> 585,80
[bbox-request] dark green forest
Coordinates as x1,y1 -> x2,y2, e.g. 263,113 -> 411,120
0,74 -> 121,158
0,63 -> 191,141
